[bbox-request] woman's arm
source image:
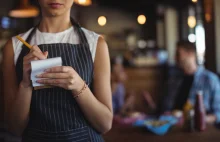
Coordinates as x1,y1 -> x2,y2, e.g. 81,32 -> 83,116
3,40 -> 47,136
3,39 -> 32,136
76,37 -> 113,133
37,37 -> 113,133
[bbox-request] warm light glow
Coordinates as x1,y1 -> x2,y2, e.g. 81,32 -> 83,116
98,16 -> 107,26
204,0 -> 213,23
74,0 -> 92,6
188,16 -> 196,28
137,15 -> 146,25
79,0 -> 86,4
9,7 -> 39,18
205,13 -> 212,22
9,0 -> 39,18
192,0 -> 197,3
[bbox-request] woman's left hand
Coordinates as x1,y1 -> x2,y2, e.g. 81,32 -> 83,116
36,66 -> 84,94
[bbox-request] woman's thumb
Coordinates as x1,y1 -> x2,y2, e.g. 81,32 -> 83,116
43,51 -> 48,58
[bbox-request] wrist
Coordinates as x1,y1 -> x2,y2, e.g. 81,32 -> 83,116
72,79 -> 84,94
72,80 -> 88,99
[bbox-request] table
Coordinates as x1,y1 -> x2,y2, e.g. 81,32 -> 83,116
103,124 -> 220,142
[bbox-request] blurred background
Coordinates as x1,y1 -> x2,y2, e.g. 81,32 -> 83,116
1,0 -> 220,141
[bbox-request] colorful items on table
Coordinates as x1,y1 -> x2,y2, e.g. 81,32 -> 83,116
113,112 -> 146,126
133,115 -> 178,135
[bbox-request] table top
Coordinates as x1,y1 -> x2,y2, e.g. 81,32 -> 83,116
103,124 -> 220,142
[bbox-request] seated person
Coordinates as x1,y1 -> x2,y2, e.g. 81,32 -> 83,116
111,57 -> 126,115
161,41 -> 220,124
111,57 -> 156,116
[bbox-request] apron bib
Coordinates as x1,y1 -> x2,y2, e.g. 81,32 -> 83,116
15,18 -> 103,142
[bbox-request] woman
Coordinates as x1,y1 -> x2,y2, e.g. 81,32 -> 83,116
3,0 -> 112,141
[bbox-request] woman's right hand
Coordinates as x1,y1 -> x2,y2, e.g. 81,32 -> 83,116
21,45 -> 48,88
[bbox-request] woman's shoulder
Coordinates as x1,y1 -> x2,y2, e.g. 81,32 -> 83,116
12,28 -> 33,51
11,28 -> 35,64
81,28 -> 100,42
81,28 -> 101,62
12,28 -> 33,43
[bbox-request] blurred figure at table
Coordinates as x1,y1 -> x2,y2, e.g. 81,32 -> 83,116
111,57 -> 156,117
111,57 -> 127,115
111,56 -> 142,116
161,40 -> 220,124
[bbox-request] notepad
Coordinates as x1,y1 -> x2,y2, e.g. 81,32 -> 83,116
31,57 -> 62,88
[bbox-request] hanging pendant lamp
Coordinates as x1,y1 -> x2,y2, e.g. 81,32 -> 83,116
74,0 -> 92,6
9,0 -> 39,18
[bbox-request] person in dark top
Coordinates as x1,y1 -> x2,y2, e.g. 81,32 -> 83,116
173,75 -> 194,110
162,40 -> 220,124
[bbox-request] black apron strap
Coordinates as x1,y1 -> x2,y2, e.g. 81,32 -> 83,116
70,18 -> 94,91
70,17 -> 89,44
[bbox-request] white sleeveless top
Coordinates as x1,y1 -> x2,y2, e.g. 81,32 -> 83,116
12,27 -> 100,64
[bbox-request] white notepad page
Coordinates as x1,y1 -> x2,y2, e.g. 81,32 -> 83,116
31,57 -> 62,87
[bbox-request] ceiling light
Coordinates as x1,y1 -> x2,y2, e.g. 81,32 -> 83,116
98,16 -> 107,26
188,16 -> 196,28
74,0 -> 92,6
137,15 -> 146,25
9,0 -> 39,18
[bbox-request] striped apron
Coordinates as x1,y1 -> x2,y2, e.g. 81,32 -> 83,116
15,19 -> 104,142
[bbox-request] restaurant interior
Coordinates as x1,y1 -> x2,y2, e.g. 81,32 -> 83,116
1,0 -> 220,142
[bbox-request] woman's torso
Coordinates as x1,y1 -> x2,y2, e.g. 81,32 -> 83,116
14,24 -> 103,142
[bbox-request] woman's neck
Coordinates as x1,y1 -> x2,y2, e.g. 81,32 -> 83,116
38,15 -> 72,33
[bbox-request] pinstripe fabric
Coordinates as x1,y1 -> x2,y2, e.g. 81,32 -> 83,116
15,19 -> 104,142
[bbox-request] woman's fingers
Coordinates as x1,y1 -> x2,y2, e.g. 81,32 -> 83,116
31,50 -> 47,60
24,45 -> 47,61
45,66 -> 73,73
32,45 -> 49,59
43,51 -> 48,57
23,57 -> 38,65
36,78 -> 74,90
36,73 -> 71,79
24,53 -> 34,60
31,45 -> 42,53
37,78 -> 73,85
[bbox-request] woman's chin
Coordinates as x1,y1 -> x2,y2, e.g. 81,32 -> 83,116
45,10 -> 66,17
